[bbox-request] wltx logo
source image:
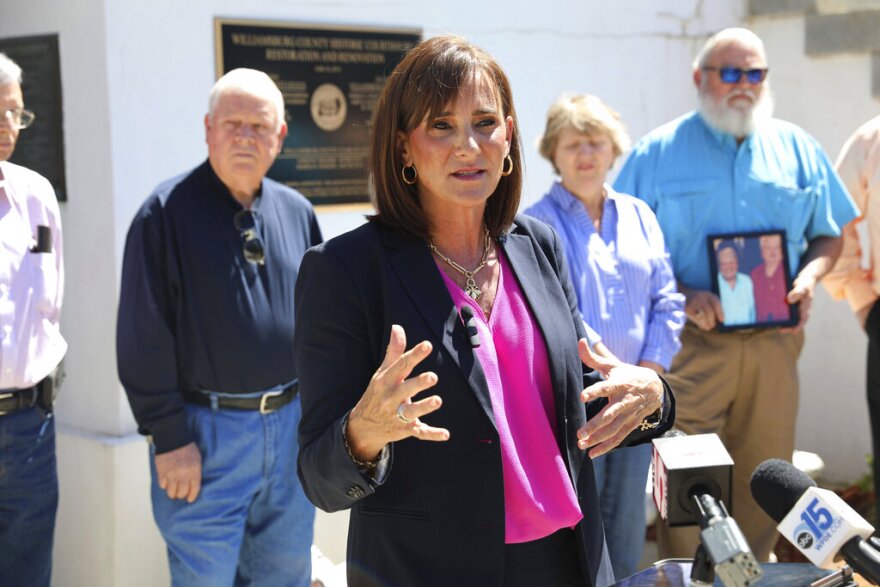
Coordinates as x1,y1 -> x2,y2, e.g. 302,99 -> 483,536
792,497 -> 842,551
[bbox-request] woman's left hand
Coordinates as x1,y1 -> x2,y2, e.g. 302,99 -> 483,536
575,339 -> 664,458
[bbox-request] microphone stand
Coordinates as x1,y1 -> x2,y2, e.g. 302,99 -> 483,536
810,565 -> 857,587
688,494 -> 763,587
690,543 -> 714,585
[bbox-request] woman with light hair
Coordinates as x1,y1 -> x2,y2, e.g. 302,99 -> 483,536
526,94 -> 685,580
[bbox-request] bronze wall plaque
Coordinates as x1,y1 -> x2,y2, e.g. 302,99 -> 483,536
215,19 -> 420,207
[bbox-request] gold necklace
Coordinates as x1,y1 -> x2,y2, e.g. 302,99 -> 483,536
428,229 -> 491,300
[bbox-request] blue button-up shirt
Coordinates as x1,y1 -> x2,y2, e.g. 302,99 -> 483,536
525,183 -> 685,370
116,161 -> 322,453
614,111 -> 859,291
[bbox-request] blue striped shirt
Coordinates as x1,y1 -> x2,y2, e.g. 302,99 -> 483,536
525,183 -> 685,369
613,111 -> 859,291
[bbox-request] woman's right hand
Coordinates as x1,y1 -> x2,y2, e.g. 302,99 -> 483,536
345,324 -> 450,462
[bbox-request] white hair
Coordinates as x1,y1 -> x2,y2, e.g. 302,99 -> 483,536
0,53 -> 23,86
692,28 -> 767,71
208,68 -> 285,131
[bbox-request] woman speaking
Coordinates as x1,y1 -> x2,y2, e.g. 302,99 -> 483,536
294,36 -> 674,587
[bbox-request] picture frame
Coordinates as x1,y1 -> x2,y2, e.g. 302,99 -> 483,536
707,230 -> 798,331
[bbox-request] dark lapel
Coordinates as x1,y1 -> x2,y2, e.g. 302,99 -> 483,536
501,223 -> 583,483
381,226 -> 496,429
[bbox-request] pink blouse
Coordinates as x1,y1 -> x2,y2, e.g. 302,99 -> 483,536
438,248 -> 583,543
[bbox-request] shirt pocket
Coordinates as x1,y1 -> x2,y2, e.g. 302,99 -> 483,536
752,182 -> 814,243
656,178 -> 718,247
27,251 -> 58,315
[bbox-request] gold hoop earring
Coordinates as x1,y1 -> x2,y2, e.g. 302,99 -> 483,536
401,164 -> 418,185
501,155 -> 514,177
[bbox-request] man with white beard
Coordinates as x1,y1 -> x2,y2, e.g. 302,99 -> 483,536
615,28 -> 858,562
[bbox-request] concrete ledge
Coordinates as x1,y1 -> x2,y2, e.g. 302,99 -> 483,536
817,0 -> 880,13
750,0 -> 816,16
806,11 -> 880,55
55,430 -> 167,587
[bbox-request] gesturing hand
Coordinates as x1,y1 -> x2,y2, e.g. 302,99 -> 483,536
345,324 -> 450,463
575,340 -> 664,458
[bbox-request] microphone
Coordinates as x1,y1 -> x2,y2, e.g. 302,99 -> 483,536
652,432 -> 732,526
652,433 -> 762,586
750,458 -> 880,585
459,306 -> 480,348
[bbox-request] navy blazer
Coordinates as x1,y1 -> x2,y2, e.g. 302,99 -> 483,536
294,215 -> 674,587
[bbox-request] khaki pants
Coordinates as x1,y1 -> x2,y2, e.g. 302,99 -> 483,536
656,323 -> 804,562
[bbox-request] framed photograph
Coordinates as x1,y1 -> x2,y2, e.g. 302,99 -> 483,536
707,230 -> 798,331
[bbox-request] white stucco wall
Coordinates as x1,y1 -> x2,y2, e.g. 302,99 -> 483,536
2,1 -> 877,584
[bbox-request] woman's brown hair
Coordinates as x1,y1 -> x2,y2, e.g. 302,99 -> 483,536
368,35 -> 523,240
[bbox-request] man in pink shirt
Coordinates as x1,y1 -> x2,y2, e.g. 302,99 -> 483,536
751,234 -> 791,322
824,115 -> 880,528
0,52 -> 66,587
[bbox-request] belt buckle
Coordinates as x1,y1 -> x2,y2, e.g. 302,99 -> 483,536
0,392 -> 15,416
259,388 -> 286,414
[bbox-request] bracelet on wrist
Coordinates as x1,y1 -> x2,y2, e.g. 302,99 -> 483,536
637,407 -> 662,431
343,413 -> 381,469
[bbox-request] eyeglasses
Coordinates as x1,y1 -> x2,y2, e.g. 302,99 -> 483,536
233,209 -> 265,265
219,120 -> 275,139
1,108 -> 36,130
702,66 -> 768,85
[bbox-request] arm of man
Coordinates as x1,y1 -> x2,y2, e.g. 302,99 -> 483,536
786,235 -> 843,332
116,196 -> 200,502
823,124 -> 878,328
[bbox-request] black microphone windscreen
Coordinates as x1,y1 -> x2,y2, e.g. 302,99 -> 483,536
459,306 -> 481,348
749,458 -> 817,523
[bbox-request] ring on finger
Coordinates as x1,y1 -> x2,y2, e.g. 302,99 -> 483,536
396,403 -> 412,424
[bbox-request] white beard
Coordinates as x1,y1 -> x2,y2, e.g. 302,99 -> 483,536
698,83 -> 775,138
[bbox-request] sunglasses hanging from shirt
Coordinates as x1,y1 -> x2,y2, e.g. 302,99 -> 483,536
702,66 -> 768,85
233,209 -> 266,265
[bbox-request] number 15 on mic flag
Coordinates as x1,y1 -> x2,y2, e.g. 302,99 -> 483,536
776,486 -> 874,568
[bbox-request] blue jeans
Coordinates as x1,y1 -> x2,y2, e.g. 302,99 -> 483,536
592,443 -> 652,581
151,395 -> 314,587
0,406 -> 58,587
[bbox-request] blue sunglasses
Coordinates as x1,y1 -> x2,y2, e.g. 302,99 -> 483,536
702,66 -> 768,85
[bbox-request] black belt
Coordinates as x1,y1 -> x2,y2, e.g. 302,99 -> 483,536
0,386 -> 39,416
182,383 -> 298,414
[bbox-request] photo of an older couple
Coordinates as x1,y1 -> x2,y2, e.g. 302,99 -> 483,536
709,231 -> 798,329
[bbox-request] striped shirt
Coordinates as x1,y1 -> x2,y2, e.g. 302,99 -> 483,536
525,182 -> 684,369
